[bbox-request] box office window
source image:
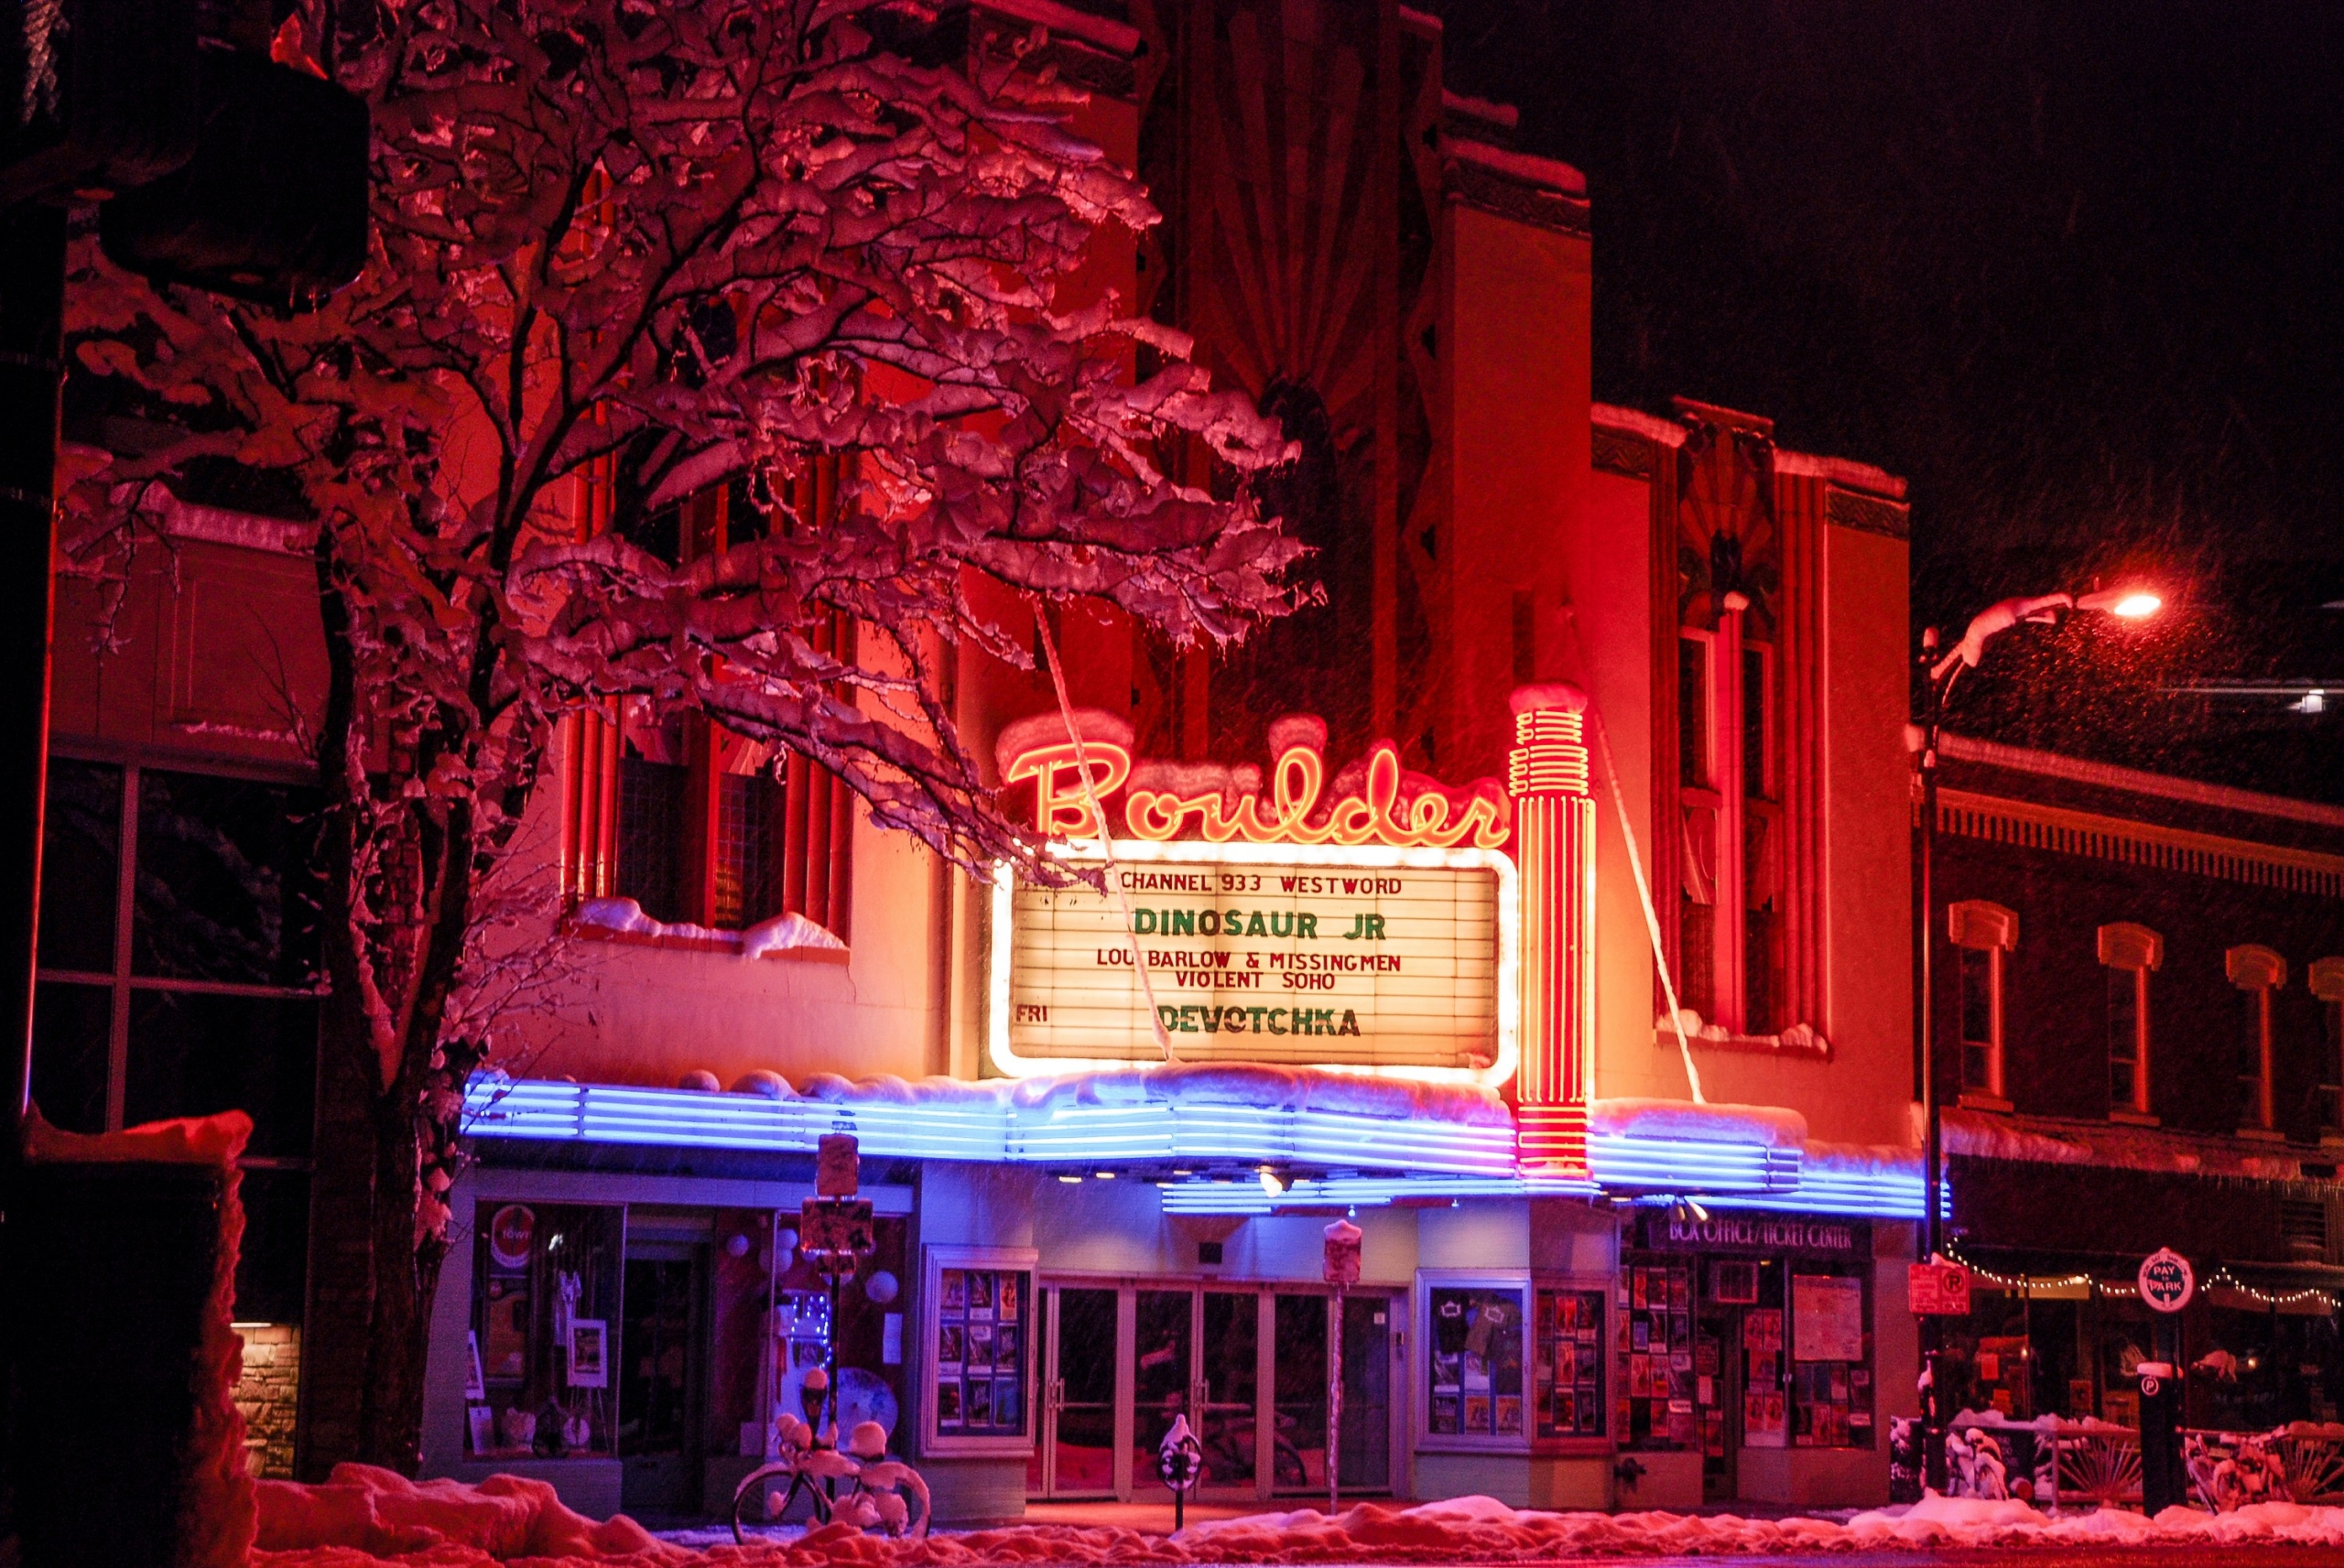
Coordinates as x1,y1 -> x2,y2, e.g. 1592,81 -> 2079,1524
1788,1265 -> 1874,1448
468,1202 -> 623,1460
1422,1277 -> 1528,1447
1624,1218 -> 1876,1455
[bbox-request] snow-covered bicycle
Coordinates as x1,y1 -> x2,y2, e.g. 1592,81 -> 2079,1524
730,1418 -> 930,1542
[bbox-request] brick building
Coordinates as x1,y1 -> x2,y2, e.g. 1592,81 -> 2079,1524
1927,733 -> 2344,1432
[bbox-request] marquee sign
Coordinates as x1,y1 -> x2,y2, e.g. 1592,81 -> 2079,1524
989,716 -> 1518,1086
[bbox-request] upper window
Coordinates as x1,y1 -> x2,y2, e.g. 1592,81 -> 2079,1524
2228,945 -> 2287,1133
1677,633 -> 1712,791
1741,643 -> 1774,800
2099,924 -> 2162,1119
1948,901 -> 2017,1101
597,707 -> 852,940
2311,957 -> 2344,1137
568,480 -> 856,942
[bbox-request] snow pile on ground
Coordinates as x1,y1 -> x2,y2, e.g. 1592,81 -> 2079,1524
255,1465 -> 685,1562
252,1483 -> 2344,1567
1845,1492 -> 2344,1548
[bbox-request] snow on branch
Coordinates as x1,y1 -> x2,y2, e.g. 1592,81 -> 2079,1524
59,0 -> 1303,1079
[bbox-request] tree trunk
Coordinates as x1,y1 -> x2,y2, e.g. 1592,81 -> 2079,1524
302,938 -> 474,1476
301,535 -> 503,1476
296,1021 -> 381,1477
354,1074 -> 434,1472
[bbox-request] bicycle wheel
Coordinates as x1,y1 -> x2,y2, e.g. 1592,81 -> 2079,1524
731,1463 -> 830,1543
857,1460 -> 932,1539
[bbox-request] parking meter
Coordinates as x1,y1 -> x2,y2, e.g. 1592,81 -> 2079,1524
2137,1360 -> 2184,1512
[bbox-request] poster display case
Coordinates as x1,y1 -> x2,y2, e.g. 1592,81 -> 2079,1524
920,1244 -> 1037,1456
1417,1271 -> 1531,1450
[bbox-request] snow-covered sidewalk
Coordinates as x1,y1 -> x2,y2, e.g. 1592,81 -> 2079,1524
251,1467 -> 2344,1566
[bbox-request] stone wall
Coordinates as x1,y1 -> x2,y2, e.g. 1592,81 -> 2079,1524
235,1323 -> 301,1478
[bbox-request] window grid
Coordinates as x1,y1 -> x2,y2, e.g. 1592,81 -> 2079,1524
613,756 -> 688,925
2240,987 -> 2275,1132
34,756 -> 324,1141
2106,967 -> 2148,1115
1958,946 -> 1999,1096
2325,1000 -> 2344,1137
712,771 -> 779,930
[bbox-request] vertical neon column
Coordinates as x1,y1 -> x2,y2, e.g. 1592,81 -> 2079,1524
1509,685 -> 1596,1174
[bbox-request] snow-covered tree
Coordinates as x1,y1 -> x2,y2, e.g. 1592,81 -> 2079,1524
61,0 -> 1297,1469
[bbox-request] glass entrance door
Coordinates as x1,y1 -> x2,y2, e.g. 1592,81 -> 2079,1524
1036,1286 -> 1120,1497
1196,1291 -> 1260,1498
1028,1280 -> 1396,1504
1270,1293 -> 1329,1493
1132,1289 -> 1194,1498
1697,1306 -> 1740,1501
617,1245 -> 706,1519
1338,1293 -> 1392,1493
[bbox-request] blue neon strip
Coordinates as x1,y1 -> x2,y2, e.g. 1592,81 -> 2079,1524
1588,1134 -> 1801,1194
461,1076 -> 1514,1176
461,1076 -> 1932,1220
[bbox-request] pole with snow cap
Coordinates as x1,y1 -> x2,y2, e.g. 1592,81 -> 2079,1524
1508,685 -> 1596,1175
1323,1217 -> 1362,1514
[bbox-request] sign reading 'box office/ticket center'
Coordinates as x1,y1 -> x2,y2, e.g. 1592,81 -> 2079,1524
1004,853 -> 1505,1073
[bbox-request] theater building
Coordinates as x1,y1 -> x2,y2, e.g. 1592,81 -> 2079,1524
31,0 -> 1927,1521
1925,735 -> 2344,1433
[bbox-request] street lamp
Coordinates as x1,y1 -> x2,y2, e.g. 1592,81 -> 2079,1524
1912,585 -> 2162,1488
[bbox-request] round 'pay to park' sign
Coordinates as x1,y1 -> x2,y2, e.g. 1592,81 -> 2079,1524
2138,1248 -> 2195,1313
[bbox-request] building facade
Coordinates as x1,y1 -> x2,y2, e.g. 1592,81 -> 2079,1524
31,0 -> 1925,1519
1927,734 -> 2344,1434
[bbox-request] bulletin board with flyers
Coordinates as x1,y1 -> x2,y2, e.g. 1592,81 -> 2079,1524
921,1244 -> 1036,1455
1624,1217 -> 1876,1456
1616,1260 -> 1696,1451
1533,1285 -> 1608,1443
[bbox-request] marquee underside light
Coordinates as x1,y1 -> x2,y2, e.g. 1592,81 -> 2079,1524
461,1075 -> 1934,1220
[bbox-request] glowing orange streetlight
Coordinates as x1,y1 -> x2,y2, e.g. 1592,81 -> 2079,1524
2077,587 -> 2165,620
1910,579 -> 2161,1489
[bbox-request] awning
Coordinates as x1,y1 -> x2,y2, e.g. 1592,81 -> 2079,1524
461,1068 -> 1928,1220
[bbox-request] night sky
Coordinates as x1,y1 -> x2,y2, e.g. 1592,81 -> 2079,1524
1427,0 -> 2344,798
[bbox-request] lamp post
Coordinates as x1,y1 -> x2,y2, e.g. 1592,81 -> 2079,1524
1911,587 -> 2160,1489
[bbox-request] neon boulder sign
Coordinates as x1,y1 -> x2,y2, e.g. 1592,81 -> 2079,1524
999,711 -> 1509,849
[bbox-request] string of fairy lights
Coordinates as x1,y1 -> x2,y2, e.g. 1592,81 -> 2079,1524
1941,1243 -> 2340,1312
